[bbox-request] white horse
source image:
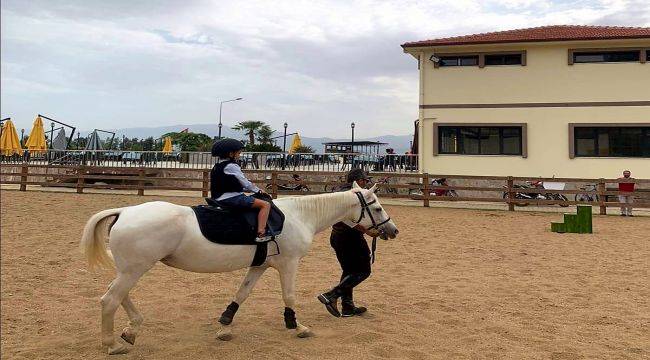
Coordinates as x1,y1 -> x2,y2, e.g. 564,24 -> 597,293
80,184 -> 398,355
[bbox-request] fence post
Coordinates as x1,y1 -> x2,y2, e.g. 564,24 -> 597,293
202,170 -> 209,197
271,170 -> 278,199
422,173 -> 430,207
137,168 -> 145,196
76,165 -> 85,194
597,178 -> 606,215
507,176 -> 515,211
19,165 -> 28,191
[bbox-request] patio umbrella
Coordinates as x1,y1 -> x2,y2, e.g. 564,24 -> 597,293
25,116 -> 47,154
288,134 -> 302,153
0,120 -> 22,156
411,120 -> 419,154
162,136 -> 173,154
52,128 -> 68,150
85,130 -> 104,150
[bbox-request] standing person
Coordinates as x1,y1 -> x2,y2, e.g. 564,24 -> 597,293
618,170 -> 635,217
210,138 -> 272,239
317,168 -> 378,318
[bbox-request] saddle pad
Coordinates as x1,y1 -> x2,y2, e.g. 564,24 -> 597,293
192,197 -> 285,245
192,205 -> 257,245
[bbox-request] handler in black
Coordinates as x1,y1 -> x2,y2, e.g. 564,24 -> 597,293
317,168 -> 377,318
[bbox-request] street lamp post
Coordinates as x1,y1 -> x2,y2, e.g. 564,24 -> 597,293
50,122 -> 55,149
351,122 -> 355,168
218,97 -> 243,139
282,122 -> 288,170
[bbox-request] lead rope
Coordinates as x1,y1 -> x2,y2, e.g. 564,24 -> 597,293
371,236 -> 377,264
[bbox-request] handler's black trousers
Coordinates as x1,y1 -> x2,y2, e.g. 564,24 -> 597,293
329,229 -> 371,303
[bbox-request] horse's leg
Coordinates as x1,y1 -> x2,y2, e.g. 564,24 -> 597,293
101,271 -> 145,355
216,266 -> 267,341
278,260 -> 312,338
119,294 -> 143,345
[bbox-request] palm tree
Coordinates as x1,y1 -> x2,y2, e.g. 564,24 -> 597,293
232,121 -> 265,145
256,125 -> 275,144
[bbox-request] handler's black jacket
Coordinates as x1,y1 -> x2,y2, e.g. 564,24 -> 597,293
330,185 -> 371,275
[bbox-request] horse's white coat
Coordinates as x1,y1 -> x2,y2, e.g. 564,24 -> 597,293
80,186 -> 398,354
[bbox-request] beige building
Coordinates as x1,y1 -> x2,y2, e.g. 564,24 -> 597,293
402,25 -> 650,178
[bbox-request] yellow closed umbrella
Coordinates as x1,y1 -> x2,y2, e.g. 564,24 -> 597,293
288,134 -> 302,153
0,120 -> 22,156
25,116 -> 47,154
162,136 -> 173,154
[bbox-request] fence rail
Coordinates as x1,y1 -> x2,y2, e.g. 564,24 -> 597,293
2,164 -> 649,215
0,150 -> 418,173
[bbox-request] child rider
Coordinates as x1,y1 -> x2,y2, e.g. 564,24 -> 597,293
210,138 -> 271,240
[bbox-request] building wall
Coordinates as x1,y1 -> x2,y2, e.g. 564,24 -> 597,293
418,39 -> 650,105
419,108 -> 649,178
408,39 -> 650,178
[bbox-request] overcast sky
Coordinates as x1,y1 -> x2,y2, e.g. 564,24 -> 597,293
2,0 -> 649,138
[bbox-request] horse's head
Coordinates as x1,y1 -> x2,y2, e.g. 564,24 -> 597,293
350,182 -> 399,240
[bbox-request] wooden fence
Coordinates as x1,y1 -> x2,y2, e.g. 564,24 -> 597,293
2,164 -> 649,214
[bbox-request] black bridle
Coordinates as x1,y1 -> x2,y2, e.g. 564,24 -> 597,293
352,191 -> 392,264
353,191 -> 391,230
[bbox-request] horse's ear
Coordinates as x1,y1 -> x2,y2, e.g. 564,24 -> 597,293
369,183 -> 378,193
352,181 -> 360,189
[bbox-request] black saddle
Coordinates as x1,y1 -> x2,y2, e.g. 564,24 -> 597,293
192,193 -> 285,267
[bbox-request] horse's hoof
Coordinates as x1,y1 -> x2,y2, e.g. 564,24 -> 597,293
108,342 -> 130,355
296,324 -> 313,338
121,328 -> 136,345
217,327 -> 233,341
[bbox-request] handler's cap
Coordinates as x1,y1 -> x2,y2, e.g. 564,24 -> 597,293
211,138 -> 244,157
346,168 -> 370,184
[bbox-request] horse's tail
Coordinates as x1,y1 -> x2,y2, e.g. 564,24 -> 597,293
80,207 -> 124,271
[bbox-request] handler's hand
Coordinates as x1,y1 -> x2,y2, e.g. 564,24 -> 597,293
365,229 -> 380,238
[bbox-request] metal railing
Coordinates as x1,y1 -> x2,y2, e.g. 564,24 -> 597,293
0,150 -> 419,173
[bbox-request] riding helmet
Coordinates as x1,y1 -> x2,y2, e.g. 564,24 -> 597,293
346,168 -> 370,184
211,138 -> 245,158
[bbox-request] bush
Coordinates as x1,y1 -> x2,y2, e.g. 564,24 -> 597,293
245,143 -> 282,152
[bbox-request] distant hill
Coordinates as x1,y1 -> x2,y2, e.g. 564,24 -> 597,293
79,124 -> 415,153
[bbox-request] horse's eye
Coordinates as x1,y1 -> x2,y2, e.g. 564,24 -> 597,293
375,208 -> 382,212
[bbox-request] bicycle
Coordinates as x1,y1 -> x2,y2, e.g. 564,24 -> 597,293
575,184 -> 599,202
373,176 -> 398,195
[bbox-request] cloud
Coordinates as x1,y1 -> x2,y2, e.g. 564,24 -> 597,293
1,0 -> 648,137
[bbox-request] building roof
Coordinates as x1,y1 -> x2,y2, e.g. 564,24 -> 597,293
402,25 -> 650,48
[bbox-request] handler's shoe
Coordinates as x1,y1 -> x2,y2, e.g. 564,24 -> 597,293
317,293 -> 341,317
341,301 -> 367,317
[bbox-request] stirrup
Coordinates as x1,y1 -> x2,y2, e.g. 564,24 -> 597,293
255,234 -> 274,243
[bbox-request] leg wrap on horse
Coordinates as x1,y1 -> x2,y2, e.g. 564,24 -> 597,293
283,307 -> 297,329
219,301 -> 240,325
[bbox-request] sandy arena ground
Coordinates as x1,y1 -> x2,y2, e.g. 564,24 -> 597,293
1,190 -> 649,359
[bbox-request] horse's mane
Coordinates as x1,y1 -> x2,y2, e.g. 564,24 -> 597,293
276,191 -> 355,222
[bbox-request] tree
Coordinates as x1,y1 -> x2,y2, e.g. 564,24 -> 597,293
162,131 -> 212,151
142,137 -> 155,151
232,121 -> 265,145
292,145 -> 314,153
256,125 -> 275,144
246,143 -> 282,152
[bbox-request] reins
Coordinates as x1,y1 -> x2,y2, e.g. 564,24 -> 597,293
352,191 -> 391,264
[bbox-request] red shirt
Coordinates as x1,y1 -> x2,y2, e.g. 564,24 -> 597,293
618,178 -> 635,192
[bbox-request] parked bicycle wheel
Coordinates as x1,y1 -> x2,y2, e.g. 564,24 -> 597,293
502,192 -> 529,206
575,193 -> 598,202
